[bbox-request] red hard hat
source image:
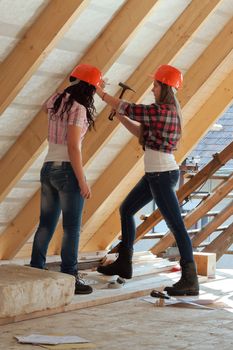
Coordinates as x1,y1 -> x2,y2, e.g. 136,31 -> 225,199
70,64 -> 103,87
154,64 -> 183,89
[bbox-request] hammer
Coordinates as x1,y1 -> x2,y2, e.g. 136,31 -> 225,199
108,82 -> 135,121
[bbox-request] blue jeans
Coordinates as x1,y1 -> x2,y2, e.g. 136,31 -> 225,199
120,170 -> 194,263
30,162 -> 84,275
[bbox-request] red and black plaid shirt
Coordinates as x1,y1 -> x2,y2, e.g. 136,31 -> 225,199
118,101 -> 181,154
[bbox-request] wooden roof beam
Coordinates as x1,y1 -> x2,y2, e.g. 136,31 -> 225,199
0,0 -> 89,116
0,0 -> 158,203
83,0 -> 223,166
178,16 -> 233,108
0,0 -> 158,259
0,0 -> 224,258
80,209 -> 121,252
0,191 -> 40,259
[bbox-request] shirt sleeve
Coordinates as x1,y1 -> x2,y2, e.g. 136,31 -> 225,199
44,93 -> 59,111
117,100 -> 160,124
68,102 -> 87,128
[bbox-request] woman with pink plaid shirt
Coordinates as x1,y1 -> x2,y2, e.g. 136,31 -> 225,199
95,65 -> 199,297
30,64 -> 103,295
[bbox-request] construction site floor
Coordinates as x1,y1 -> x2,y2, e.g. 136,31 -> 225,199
0,269 -> 233,350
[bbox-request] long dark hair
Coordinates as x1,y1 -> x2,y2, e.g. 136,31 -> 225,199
139,81 -> 182,147
51,77 -> 96,129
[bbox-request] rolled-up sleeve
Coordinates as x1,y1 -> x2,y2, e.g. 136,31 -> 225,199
117,100 -> 130,115
117,100 -> 154,124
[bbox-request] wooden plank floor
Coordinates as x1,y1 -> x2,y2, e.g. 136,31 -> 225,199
0,267 -> 182,326
0,269 -> 233,350
0,256 -> 179,325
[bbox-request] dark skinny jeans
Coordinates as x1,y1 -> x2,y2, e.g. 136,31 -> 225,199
119,170 -> 194,263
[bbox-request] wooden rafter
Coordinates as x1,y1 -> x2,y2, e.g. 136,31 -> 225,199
192,200 -> 233,247
0,0 -> 157,203
178,17 -> 233,109
203,222 -> 233,260
82,209 -> 121,252
83,0 -> 222,167
151,174 -> 233,255
0,191 -> 40,259
175,70 -> 233,161
0,0 -> 158,259
0,1 -> 224,258
84,179 -> 233,253
0,0 -> 88,116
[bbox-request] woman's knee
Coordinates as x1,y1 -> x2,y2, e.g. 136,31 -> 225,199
119,200 -> 135,218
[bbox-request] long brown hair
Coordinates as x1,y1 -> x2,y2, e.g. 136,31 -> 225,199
139,81 -> 182,147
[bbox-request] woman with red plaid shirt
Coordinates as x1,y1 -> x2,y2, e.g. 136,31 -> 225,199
96,65 -> 199,296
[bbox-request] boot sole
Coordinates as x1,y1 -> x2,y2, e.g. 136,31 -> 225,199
75,290 -> 93,295
167,290 -> 199,296
97,267 -> 132,279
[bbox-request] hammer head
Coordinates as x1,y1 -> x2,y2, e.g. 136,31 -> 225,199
118,82 -> 135,93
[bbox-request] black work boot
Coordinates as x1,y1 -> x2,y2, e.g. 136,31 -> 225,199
164,260 -> 199,296
97,244 -> 133,279
75,274 -> 93,295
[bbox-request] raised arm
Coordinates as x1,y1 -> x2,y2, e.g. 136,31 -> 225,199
96,86 -> 153,124
96,86 -> 120,109
116,113 -> 140,137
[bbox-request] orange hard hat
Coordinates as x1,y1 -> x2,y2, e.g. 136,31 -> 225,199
154,64 -> 183,89
70,64 -> 103,87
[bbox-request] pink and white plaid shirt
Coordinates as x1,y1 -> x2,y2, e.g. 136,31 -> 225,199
45,93 -> 88,144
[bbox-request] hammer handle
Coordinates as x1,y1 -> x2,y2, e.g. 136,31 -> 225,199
118,89 -> 125,99
108,89 -> 126,121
